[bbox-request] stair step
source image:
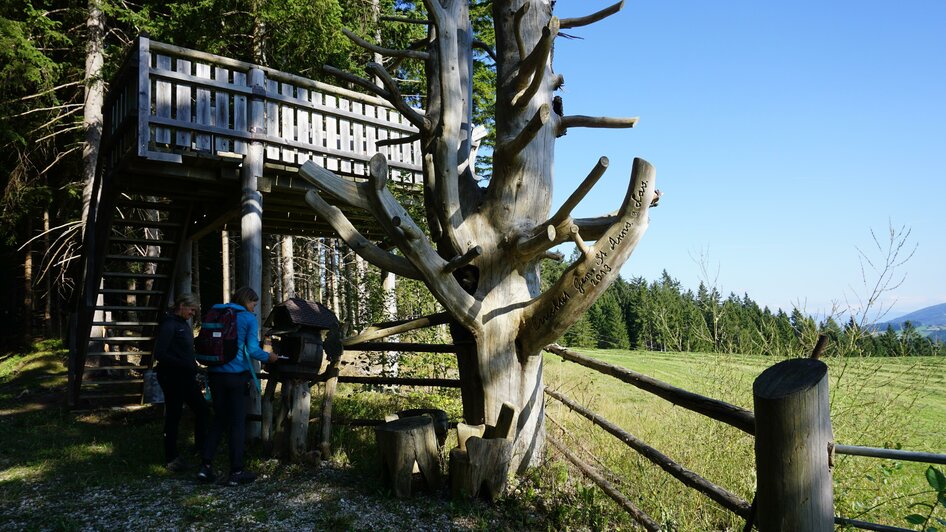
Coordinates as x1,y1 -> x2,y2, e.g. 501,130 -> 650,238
112,219 -> 182,229
85,365 -> 149,371
99,336 -> 155,342
77,393 -> 143,401
92,321 -> 159,327
109,237 -> 176,246
82,379 -> 145,385
100,289 -> 165,295
115,199 -> 182,211
93,305 -> 160,312
102,272 -> 169,279
105,255 -> 175,263
86,351 -> 151,356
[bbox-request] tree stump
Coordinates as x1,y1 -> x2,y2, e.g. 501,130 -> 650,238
375,416 -> 442,498
449,403 -> 516,501
396,408 -> 450,446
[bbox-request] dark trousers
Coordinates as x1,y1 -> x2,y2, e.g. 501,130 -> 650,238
156,370 -> 208,463
203,371 -> 250,473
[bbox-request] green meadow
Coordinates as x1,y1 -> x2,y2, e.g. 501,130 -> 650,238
544,349 -> 946,530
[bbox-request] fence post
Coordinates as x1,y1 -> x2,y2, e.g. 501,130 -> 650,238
753,358 -> 834,531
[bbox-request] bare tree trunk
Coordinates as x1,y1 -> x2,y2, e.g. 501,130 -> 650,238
281,236 -> 295,298
300,0 -> 655,473
80,0 -> 104,226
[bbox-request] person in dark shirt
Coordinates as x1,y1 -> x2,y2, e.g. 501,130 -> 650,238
153,293 -> 208,472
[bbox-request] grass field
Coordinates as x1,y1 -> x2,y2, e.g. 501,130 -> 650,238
543,348 -> 946,530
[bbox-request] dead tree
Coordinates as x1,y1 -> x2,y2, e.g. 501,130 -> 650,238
301,0 -> 657,473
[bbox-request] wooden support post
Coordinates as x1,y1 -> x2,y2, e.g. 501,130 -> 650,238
261,375 -> 277,453
242,67 -> 266,442
319,358 -> 341,458
174,239 -> 193,301
753,358 -> 834,532
288,378 -> 312,461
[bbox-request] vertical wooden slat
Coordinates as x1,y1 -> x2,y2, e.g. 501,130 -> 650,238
137,37 -> 151,157
351,100 -> 365,175
364,103 -> 377,157
233,71 -> 247,155
338,98 -> 351,174
280,83 -> 295,164
324,94 -> 338,172
195,62 -> 212,151
174,58 -> 192,149
265,78 -> 280,160
311,91 -> 325,168
154,54 -> 172,145
296,87 -> 311,164
376,106 -> 389,160
215,66 -> 231,153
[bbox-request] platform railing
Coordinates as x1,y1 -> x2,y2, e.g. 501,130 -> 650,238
102,36 -> 424,183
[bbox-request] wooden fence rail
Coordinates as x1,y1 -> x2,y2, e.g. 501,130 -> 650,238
544,343 -> 755,434
545,387 -> 752,517
542,345 -> 946,532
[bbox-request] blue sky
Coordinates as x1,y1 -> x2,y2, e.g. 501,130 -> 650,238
548,0 -> 946,319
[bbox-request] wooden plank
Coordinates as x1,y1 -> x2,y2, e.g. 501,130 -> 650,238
281,82 -> 296,164
336,376 -> 461,387
174,58 -> 192,149
364,103 -> 378,157
296,87 -> 311,164
233,71 -> 247,154
324,93 -> 339,171
338,98 -> 352,173
195,62 -> 212,151
215,66 -> 231,153
311,90 -> 325,168
154,54 -> 172,145
545,344 -> 756,434
376,107 -> 389,159
343,342 -> 461,353
265,78 -> 280,160
351,100 -> 365,175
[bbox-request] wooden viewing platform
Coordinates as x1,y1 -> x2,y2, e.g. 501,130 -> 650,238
70,36 -> 431,407
102,35 -> 424,238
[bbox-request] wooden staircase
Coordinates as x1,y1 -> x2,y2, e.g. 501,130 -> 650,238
74,196 -> 191,407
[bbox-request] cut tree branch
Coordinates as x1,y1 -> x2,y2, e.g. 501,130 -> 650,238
519,158 -> 657,353
298,161 -> 371,211
559,1 -> 625,29
376,133 -> 421,147
546,157 -> 609,227
559,115 -> 638,135
322,65 -> 388,100
501,104 -> 550,159
512,18 -> 559,105
514,2 -> 530,60
342,28 -> 430,61
365,62 -> 427,129
443,245 -> 483,274
303,190 -> 422,280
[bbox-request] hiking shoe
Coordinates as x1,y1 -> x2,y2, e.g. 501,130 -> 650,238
227,470 -> 257,486
196,464 -> 216,483
165,456 -> 190,473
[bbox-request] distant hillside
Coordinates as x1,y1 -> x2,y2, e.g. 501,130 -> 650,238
875,302 -> 946,340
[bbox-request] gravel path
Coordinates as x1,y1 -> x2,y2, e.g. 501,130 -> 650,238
1,459 -> 547,531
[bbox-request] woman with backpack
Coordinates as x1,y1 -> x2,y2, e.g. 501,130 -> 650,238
197,286 -> 277,485
153,293 -> 208,472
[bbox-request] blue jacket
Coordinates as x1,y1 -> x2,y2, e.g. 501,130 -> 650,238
206,303 -> 269,375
